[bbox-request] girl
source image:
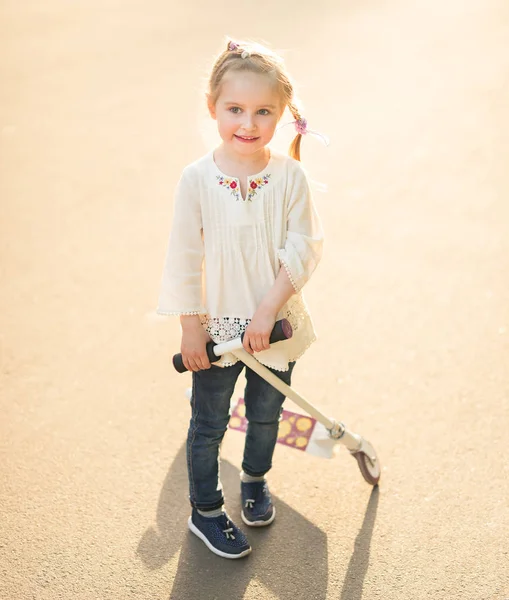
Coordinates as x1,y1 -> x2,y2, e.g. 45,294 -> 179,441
157,39 -> 324,559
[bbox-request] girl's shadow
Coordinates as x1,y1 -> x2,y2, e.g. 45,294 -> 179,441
137,443 -> 379,600
137,443 -> 328,599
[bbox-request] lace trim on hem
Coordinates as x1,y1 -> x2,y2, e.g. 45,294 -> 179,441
199,295 -> 310,344
285,335 -> 316,362
200,315 -> 250,340
279,257 -> 300,293
220,359 -> 242,368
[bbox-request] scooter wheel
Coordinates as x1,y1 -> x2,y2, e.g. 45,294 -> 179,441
352,451 -> 380,486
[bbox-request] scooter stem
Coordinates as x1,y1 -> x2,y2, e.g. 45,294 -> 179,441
231,349 -> 362,452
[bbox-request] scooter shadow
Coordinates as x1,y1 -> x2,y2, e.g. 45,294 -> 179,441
340,486 -> 379,600
137,443 -> 329,600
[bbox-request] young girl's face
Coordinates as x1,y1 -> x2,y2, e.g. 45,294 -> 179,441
208,70 -> 284,158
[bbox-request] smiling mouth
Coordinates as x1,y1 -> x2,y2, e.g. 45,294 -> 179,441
235,135 -> 260,142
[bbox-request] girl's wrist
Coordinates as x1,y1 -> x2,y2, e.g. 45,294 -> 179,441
180,314 -> 202,330
254,302 -> 278,320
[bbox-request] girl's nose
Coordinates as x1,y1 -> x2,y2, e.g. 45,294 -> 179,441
242,113 -> 256,130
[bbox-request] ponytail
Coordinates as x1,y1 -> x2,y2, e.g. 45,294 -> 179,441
289,135 -> 302,162
288,103 -> 304,161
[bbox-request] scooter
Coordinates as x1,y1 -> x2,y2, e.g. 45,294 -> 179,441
173,319 -> 380,485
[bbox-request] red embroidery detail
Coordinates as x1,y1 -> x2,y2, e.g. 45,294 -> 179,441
216,173 -> 271,202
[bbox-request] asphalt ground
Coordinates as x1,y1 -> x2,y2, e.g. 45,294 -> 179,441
1,0 -> 508,598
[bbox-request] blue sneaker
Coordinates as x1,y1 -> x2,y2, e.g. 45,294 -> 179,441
241,480 -> 276,527
188,509 -> 252,559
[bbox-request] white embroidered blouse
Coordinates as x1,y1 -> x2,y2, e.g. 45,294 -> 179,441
157,149 -> 324,371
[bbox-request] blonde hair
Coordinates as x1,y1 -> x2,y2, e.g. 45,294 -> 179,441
208,39 -> 305,161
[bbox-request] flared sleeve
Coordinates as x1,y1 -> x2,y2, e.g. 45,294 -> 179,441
156,167 -> 205,315
277,164 -> 324,292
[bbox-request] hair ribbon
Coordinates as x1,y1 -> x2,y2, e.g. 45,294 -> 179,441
278,118 -> 329,146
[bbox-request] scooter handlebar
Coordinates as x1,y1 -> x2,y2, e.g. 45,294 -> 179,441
172,318 -> 293,373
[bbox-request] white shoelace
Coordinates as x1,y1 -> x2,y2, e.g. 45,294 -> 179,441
245,499 -> 255,509
223,526 -> 236,540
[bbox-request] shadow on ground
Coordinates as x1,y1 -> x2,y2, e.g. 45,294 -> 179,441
137,443 -> 330,599
340,486 -> 379,600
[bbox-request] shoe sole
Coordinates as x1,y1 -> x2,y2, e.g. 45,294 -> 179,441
241,506 -> 276,527
187,517 -> 252,559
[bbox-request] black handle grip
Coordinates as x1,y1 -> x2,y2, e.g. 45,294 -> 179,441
255,318 -> 293,346
172,318 -> 293,374
172,341 -> 219,374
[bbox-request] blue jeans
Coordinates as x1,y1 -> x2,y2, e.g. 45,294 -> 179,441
186,360 -> 295,511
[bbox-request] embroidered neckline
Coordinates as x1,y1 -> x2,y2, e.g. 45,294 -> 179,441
247,174 -> 271,201
217,174 -> 271,201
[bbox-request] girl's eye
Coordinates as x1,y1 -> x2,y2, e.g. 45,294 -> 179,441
258,109 -> 270,115
229,107 -> 241,114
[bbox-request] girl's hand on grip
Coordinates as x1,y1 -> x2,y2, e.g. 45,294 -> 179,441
180,316 -> 212,371
243,310 -> 276,354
